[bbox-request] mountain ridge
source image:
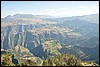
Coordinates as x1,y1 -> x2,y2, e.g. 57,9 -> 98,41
1,13 -> 99,66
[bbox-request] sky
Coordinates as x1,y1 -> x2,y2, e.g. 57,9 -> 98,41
1,1 -> 99,18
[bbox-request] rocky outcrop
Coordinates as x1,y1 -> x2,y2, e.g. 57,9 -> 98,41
1,24 -> 81,50
1,14 -> 99,64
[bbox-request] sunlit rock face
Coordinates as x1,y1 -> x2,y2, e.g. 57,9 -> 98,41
1,14 -> 99,63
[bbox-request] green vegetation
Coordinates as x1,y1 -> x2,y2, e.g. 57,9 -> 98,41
18,59 -> 37,66
1,53 -> 37,66
1,53 -> 12,66
1,53 -> 99,66
42,54 -> 82,66
51,42 -> 56,48
42,54 -> 99,66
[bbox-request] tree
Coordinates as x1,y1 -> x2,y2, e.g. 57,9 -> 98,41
42,54 -> 83,66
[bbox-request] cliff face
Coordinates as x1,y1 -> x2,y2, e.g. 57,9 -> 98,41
1,14 -> 99,64
1,24 -> 81,54
1,23 -> 82,60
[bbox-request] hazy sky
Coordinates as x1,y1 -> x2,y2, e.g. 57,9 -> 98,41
1,1 -> 99,18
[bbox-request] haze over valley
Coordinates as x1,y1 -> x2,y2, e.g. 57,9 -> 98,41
1,1 -> 99,66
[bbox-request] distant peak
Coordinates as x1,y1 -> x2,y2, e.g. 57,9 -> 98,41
5,15 -> 12,18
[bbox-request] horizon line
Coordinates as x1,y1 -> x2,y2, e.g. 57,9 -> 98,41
1,13 -> 99,18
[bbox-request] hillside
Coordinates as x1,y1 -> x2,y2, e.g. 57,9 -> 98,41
1,53 -> 99,66
1,13 -> 99,66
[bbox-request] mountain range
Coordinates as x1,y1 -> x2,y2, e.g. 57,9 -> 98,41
1,13 -> 99,66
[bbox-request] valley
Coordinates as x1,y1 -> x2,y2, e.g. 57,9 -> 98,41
1,14 -> 99,66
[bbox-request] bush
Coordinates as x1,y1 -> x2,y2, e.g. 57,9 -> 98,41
42,54 -> 82,66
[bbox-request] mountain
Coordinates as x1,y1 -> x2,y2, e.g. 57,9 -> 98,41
59,45 -> 99,64
43,13 -> 99,24
1,13 -> 99,66
4,14 -> 54,19
1,14 -> 56,27
78,13 -> 99,24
